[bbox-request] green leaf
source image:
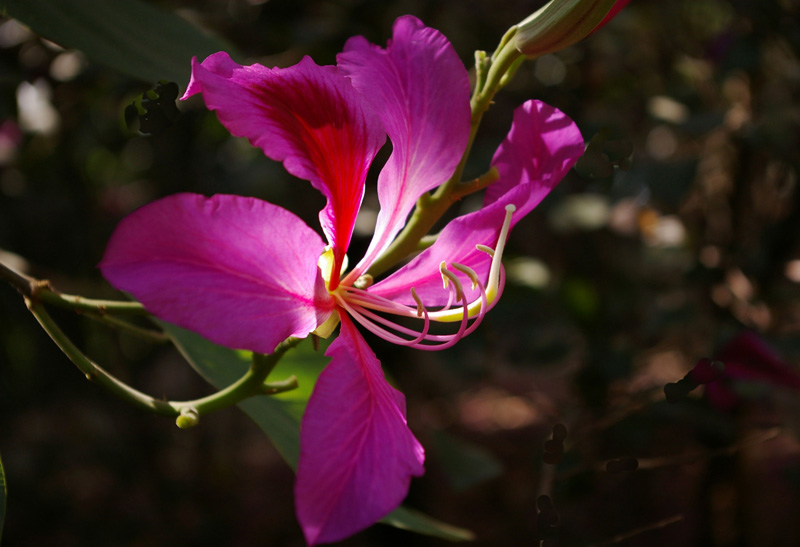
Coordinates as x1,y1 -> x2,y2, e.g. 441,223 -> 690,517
432,430 -> 503,492
382,506 -> 475,542
161,322 -> 475,541
0,450 -> 6,542
0,0 -> 233,83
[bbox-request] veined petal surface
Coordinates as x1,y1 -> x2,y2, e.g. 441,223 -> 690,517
338,15 -> 471,281
183,53 -> 386,280
100,193 -> 333,354
295,314 -> 424,545
370,100 -> 584,306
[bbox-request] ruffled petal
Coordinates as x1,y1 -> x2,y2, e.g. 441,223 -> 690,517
484,100 -> 585,209
338,15 -> 471,281
295,314 -> 424,545
99,193 -> 334,354
183,52 -> 386,280
370,100 -> 584,306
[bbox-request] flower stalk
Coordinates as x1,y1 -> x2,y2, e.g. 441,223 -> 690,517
0,260 -> 146,315
2,259 -> 299,425
26,296 -> 300,423
365,27 -> 523,279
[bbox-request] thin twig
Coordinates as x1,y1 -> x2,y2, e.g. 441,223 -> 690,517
81,311 -> 170,343
27,298 -> 300,420
588,514 -> 685,547
559,427 -> 782,480
1,259 -> 146,315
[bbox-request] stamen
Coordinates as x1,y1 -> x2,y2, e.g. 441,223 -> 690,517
476,244 -> 494,257
426,204 -> 514,322
337,294 -> 434,347
451,263 -> 479,290
333,203 -> 515,351
440,262 -> 465,302
410,288 -> 425,318
354,274 -> 373,289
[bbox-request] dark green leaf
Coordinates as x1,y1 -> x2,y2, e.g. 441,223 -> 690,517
0,0 -> 234,83
382,506 -> 475,542
160,322 -> 475,541
432,430 -> 503,492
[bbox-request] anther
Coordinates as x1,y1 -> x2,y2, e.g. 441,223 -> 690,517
354,274 -> 373,289
451,263 -> 480,290
410,288 -> 425,318
439,263 -> 465,302
476,244 -> 495,257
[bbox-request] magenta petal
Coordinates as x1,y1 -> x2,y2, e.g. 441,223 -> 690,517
593,0 -> 632,32
485,100 -> 585,209
295,314 -> 424,545
338,15 -> 471,279
370,100 -> 584,306
99,193 -> 334,354
183,52 -> 386,277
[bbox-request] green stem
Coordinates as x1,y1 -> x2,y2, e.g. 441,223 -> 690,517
82,311 -> 170,343
366,30 -> 523,278
26,298 -> 298,421
367,169 -> 499,277
1,260 -> 146,315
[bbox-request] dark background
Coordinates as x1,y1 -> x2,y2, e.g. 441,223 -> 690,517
3,0 -> 800,545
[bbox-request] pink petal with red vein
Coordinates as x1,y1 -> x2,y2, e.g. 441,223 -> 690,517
338,15 -> 471,280
295,314 -> 424,545
183,52 -> 386,280
99,193 -> 333,354
370,100 -> 583,306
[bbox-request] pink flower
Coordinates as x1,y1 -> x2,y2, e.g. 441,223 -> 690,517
99,16 -> 583,545
707,331 -> 800,411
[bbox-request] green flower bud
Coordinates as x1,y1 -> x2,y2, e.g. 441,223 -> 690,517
175,407 -> 200,429
515,0 -> 618,58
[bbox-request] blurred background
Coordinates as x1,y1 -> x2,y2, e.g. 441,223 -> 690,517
2,0 -> 800,545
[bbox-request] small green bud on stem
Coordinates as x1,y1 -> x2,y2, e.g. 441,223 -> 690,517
175,407 -> 200,429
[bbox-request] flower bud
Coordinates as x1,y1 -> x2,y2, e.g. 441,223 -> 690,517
515,0 -> 620,58
175,407 -> 200,429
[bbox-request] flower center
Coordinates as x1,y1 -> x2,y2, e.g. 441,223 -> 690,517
329,204 -> 516,351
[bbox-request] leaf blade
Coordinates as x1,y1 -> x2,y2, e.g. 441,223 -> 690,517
0,0 -> 233,83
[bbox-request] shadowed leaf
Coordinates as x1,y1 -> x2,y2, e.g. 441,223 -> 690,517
0,0 -> 234,83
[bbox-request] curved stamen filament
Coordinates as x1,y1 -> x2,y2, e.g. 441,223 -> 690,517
423,203 -> 514,323
332,204 -> 514,350
336,276 -> 481,351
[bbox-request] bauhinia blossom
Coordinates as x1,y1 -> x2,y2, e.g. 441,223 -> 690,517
99,16 -> 584,545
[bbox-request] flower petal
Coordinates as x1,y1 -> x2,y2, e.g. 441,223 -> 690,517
707,331 -> 800,410
370,100 -> 584,306
593,0 -> 632,32
295,314 -> 424,545
99,193 -> 334,354
183,52 -> 386,280
338,15 -> 471,280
